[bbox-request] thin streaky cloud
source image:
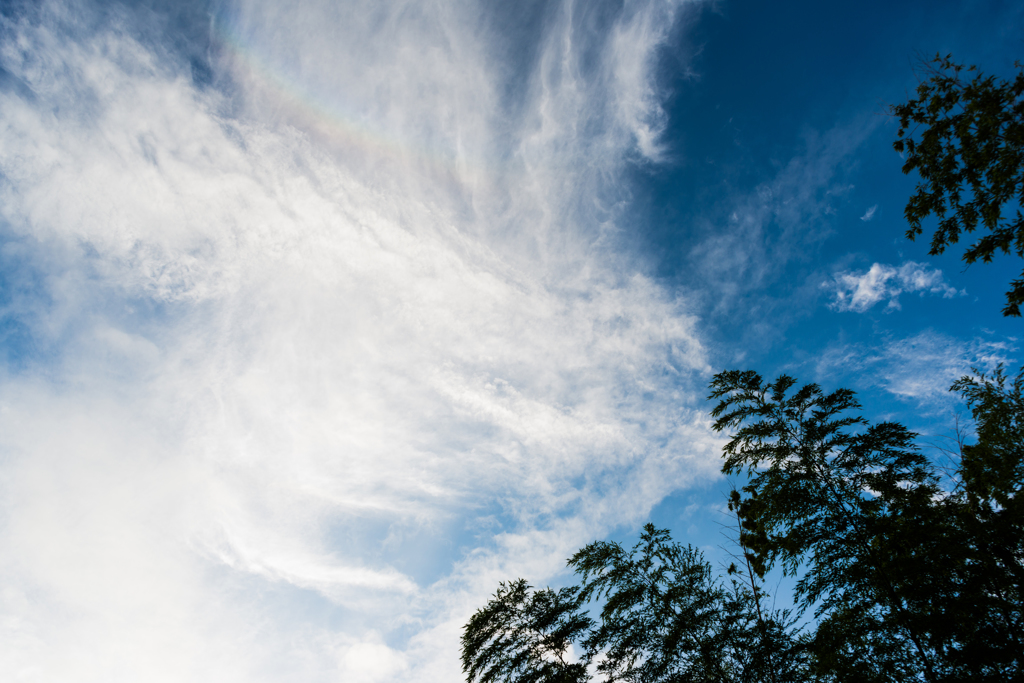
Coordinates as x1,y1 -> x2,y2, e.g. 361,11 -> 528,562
815,330 -> 1015,412
0,1 -> 714,681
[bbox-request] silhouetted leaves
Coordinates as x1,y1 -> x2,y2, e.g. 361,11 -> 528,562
464,368 -> 1024,683
462,525 -> 807,683
465,49 -> 1024,683
891,55 -> 1024,315
710,369 -> 1024,682
462,579 -> 592,683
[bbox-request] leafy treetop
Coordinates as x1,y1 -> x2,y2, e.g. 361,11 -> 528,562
891,55 -> 1024,315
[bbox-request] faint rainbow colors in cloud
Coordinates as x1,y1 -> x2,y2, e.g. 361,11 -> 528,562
0,0 -> 1021,681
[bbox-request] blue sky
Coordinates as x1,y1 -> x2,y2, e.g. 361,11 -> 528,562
0,0 -> 1021,680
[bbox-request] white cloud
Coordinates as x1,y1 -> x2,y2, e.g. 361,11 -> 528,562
859,204 -> 877,221
826,261 -> 962,312
815,330 -> 1016,411
0,1 -> 713,681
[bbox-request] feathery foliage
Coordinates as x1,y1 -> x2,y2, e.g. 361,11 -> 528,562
464,52 -> 1024,683
462,524 -> 807,683
464,367 -> 1024,682
709,369 -> 1024,682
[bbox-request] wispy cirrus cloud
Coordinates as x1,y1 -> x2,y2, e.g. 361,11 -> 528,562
678,119 -> 878,356
0,0 -> 714,681
814,329 -> 1015,412
825,261 -> 963,312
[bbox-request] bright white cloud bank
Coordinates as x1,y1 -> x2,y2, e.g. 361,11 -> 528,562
826,261 -> 962,312
0,1 -> 714,681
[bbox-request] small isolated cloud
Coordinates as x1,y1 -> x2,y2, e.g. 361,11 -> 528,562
825,261 -> 962,312
859,204 -> 878,221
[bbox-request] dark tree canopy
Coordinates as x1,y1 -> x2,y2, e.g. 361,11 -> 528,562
463,369 -> 1024,683
463,52 -> 1024,683
891,55 -> 1024,315
709,371 -> 942,682
710,370 -> 1024,682
462,524 -> 807,683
